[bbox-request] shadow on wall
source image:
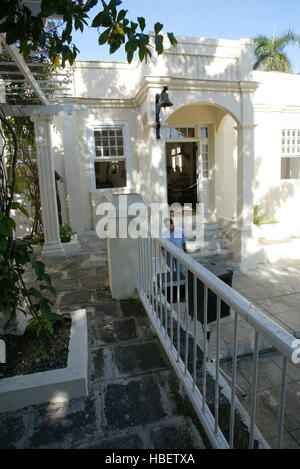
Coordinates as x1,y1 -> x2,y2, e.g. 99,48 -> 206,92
254,150 -> 300,237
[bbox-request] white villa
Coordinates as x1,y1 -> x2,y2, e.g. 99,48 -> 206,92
4,34 -> 300,268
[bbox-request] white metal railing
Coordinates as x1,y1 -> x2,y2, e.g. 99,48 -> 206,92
136,221 -> 298,449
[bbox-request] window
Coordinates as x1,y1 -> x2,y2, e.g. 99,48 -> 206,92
201,143 -> 209,179
171,146 -> 183,172
165,127 -> 195,139
93,127 -> 127,189
201,126 -> 209,138
281,129 -> 300,179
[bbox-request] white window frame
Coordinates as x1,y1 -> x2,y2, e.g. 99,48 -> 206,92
281,129 -> 300,180
165,125 -> 197,141
87,120 -> 131,192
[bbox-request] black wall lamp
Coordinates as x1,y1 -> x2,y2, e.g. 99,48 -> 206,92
155,85 -> 173,140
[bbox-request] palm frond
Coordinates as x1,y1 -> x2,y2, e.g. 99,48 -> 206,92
253,29 -> 298,72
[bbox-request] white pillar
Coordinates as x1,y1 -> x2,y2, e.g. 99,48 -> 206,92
232,123 -> 257,268
106,194 -> 150,299
149,126 -> 168,204
146,88 -> 168,205
31,114 -> 64,257
59,111 -> 85,232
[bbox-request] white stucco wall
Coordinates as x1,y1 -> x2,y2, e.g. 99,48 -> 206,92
48,36 -> 300,240
253,71 -> 300,235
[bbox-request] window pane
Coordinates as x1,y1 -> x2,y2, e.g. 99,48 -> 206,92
171,128 -> 179,138
282,130 -> 300,156
201,127 -> 208,138
179,128 -> 188,137
281,157 -> 300,179
94,127 -> 124,158
165,128 -> 171,138
94,160 -> 127,188
188,128 -> 195,138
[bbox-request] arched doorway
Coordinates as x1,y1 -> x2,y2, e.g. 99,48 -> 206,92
165,103 -> 239,218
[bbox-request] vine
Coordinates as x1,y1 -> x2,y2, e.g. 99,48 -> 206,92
0,106 -> 60,337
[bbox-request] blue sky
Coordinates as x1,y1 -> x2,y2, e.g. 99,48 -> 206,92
71,0 -> 300,71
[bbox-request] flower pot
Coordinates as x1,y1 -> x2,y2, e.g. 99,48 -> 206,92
0,309 -> 29,336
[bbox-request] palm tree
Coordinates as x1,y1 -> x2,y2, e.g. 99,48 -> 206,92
253,30 -> 300,72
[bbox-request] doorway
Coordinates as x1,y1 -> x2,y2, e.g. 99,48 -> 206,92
166,141 -> 198,207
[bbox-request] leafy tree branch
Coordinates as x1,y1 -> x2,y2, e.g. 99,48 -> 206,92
0,0 -> 177,66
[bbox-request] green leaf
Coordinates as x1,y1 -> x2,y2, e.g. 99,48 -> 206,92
138,46 -> 145,62
98,27 -> 111,45
0,237 -> 8,253
0,217 -> 16,237
137,17 -> 145,32
32,260 -> 45,280
40,0 -> 58,18
84,0 -> 98,12
130,21 -> 138,33
167,32 -> 177,48
45,285 -> 56,296
28,287 -> 43,300
127,48 -> 134,63
154,22 -> 163,35
92,11 -> 105,27
117,9 -> 127,22
155,34 -> 164,55
10,201 -> 29,218
5,27 -> 20,45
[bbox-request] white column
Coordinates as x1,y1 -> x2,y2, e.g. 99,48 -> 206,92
31,114 -> 64,257
232,123 -> 257,268
146,88 -> 168,205
149,126 -> 168,204
59,111 -> 85,232
106,194 -> 149,299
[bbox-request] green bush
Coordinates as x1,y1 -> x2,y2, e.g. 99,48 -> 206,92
59,223 -> 74,243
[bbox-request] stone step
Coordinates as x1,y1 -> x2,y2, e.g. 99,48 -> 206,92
186,238 -> 226,252
189,248 -> 233,265
185,228 -> 224,241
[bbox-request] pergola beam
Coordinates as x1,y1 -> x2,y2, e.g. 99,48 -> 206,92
0,33 -> 50,105
0,104 -> 89,117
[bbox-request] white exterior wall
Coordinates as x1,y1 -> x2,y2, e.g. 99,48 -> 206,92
49,35 -> 300,243
253,71 -> 300,235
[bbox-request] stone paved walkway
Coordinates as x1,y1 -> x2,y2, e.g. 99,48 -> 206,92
0,232 -> 207,450
1,231 -> 300,449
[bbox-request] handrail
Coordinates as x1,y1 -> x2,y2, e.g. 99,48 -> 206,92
135,217 -> 295,448
138,219 -> 296,362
